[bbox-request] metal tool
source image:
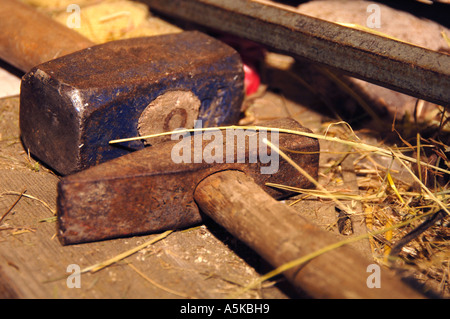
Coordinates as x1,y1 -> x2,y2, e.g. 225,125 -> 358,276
0,0 -> 244,175
144,0 -> 450,107
57,118 -> 424,298
57,118 -> 319,244
19,31 -> 244,175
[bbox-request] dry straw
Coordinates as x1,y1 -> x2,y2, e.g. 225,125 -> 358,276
228,138 -> 448,297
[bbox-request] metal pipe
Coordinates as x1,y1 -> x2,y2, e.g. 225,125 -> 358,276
144,0 -> 450,107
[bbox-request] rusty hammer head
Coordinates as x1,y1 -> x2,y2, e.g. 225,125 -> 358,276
19,31 -> 244,175
56,118 -> 319,245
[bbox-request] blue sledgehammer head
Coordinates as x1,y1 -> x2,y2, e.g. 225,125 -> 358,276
19,31 -> 244,175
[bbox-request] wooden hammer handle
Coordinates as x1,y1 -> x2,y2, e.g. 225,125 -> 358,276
0,0 -> 93,72
194,170 -> 424,299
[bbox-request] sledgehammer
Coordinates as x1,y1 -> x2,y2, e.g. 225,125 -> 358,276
0,0 -> 244,175
57,118 -> 424,298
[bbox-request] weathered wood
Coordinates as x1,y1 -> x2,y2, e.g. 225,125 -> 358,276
0,169 -> 292,299
194,170 -> 425,298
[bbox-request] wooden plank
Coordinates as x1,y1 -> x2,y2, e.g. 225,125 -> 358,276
0,167 -> 291,298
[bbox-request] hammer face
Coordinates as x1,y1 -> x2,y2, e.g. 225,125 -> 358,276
20,31 -> 244,175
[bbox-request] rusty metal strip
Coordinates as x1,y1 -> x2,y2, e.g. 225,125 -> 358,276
144,0 -> 450,107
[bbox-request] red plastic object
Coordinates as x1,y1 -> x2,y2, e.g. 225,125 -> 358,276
244,63 -> 260,96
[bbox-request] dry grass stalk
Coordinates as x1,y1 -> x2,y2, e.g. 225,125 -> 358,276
128,263 -> 195,298
230,210 -> 437,298
80,230 -> 173,274
43,230 -> 174,285
0,190 -> 55,215
234,125 -> 449,297
0,188 -> 26,224
110,126 -> 449,176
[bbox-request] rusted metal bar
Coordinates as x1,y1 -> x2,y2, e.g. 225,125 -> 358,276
144,0 -> 450,107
